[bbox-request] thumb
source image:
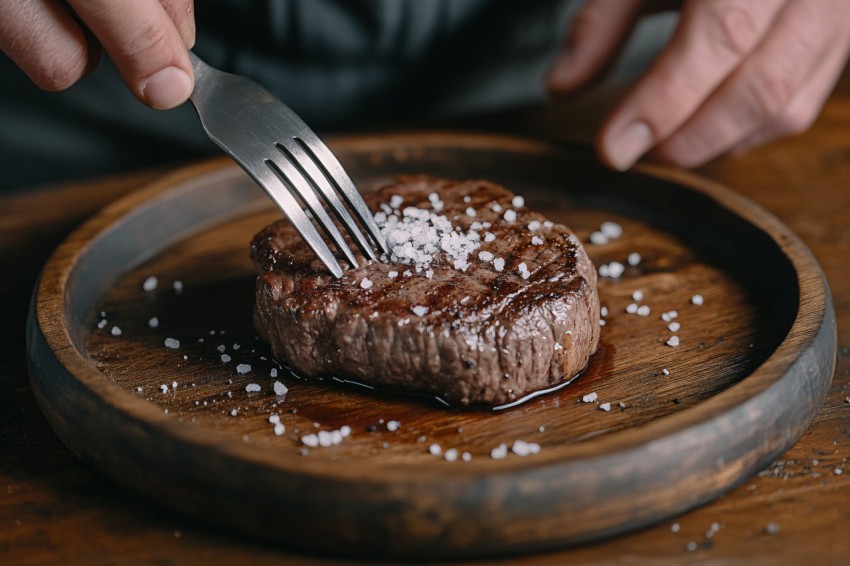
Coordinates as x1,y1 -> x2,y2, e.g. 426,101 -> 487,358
547,0 -> 645,95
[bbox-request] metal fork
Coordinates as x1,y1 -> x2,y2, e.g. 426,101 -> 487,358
187,52 -> 389,277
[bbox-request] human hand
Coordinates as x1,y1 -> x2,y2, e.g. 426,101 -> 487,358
0,0 -> 195,109
548,0 -> 850,169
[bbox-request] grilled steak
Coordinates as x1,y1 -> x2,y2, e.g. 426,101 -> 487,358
251,176 -> 600,406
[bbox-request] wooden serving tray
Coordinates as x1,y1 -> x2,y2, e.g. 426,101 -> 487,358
26,133 -> 835,560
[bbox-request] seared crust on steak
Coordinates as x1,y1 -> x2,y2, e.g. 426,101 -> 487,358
251,176 -> 600,406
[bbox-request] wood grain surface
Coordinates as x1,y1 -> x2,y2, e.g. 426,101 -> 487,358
3,74 -> 850,564
24,134 -> 833,559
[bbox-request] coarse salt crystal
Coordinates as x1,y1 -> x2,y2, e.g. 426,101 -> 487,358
484,232 -> 496,243
511,440 -> 541,457
465,207 -> 476,217
273,423 -> 285,436
503,210 -> 517,222
490,443 -> 508,460
245,383 -> 261,393
111,326 -> 122,336
411,305 -> 429,317
273,381 -> 288,396
429,443 -> 442,456
148,317 -> 159,328
671,523 -> 681,533
217,344 -> 226,352
387,420 -> 400,432
667,336 -> 680,347
444,448 -> 459,462
599,402 -> 611,412
173,280 -> 184,293
632,290 -> 644,301
607,261 -> 625,278
599,319 -> 606,326
493,258 -> 505,272
662,368 -> 670,375
97,319 -> 108,329
164,337 -> 180,349
600,221 -> 623,239
692,294 -> 704,306
230,409 -> 238,417
598,264 -> 610,277
387,271 -> 398,279
463,196 -> 472,203
160,384 -> 168,393
172,381 -> 178,388
389,195 -> 404,209
626,303 -> 638,314
589,231 -> 609,245
479,251 -> 494,261
301,434 -> 319,447
661,310 -> 679,322
237,364 -> 252,374
628,252 -> 641,266
491,203 -> 503,213
462,452 -> 472,462
527,220 -> 541,231
460,296 -> 471,304
360,278 -> 373,289
270,368 -> 278,378
142,276 -> 158,291
669,321 -> 681,332
636,305 -> 650,316
582,392 -> 598,403
601,306 -> 609,317
512,196 -> 525,208
221,353 -> 231,363
340,425 -> 351,438
531,236 -> 544,245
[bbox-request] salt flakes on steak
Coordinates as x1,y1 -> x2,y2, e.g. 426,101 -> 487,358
411,305 -> 429,317
360,278 -> 373,289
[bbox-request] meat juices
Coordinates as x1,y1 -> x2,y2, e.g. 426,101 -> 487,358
251,176 -> 600,406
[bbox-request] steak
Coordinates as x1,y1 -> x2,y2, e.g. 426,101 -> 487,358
251,176 -> 600,406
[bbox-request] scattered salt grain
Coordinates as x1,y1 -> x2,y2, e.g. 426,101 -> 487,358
527,220 -> 541,231
160,384 -> 169,393
429,443 -> 442,456
667,336 -> 680,347
531,236 -> 544,245
164,337 -> 180,349
97,319 -> 108,329
517,262 -> 531,280
632,290 -> 644,301
484,232 -> 496,243
221,354 -> 231,363
273,381 -> 288,396
142,276 -> 158,292
512,196 -> 525,208
511,440 -> 541,457
111,326 -> 122,336
671,523 -> 681,533
387,271 -> 398,279
230,409 -> 238,417
301,434 -> 319,447
360,278 -> 373,289
232,343 -> 241,350
270,368 -> 278,378
478,251 -> 494,262
589,231 -> 609,245
503,210 -> 517,222
835,468 -> 843,475
668,321 -> 681,332
765,522 -> 780,535
389,195 -> 404,209
599,320 -> 606,326
599,402 -> 611,412
600,221 -> 623,240
237,363 -> 252,374
691,294 -> 704,306
626,303 -> 638,314
636,305 -> 650,317
245,383 -> 261,393
148,317 -> 159,329
686,542 -> 697,552
582,392 -> 598,403
463,196 -> 472,203
465,207 -> 476,217
136,387 -> 143,393
627,252 -> 641,266
462,452 -> 472,462
661,310 -> 679,322
601,306 -> 609,317
493,258 -> 505,272
173,280 -> 183,293
490,443 -> 508,460
387,420 -> 400,432
662,368 -> 670,376
217,344 -> 226,353
491,203 -> 503,213
444,448 -> 459,462
411,305 -> 429,317
273,423 -> 285,436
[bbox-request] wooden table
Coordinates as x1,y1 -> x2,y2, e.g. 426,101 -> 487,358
4,73 -> 850,563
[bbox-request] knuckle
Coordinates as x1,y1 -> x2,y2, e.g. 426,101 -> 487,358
703,2 -> 762,60
32,48 -> 88,91
116,22 -> 173,63
742,63 -> 796,120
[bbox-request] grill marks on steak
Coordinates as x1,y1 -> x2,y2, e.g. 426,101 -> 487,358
251,176 -> 600,406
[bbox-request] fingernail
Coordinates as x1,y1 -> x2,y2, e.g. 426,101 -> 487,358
142,67 -> 193,110
603,122 -> 652,171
